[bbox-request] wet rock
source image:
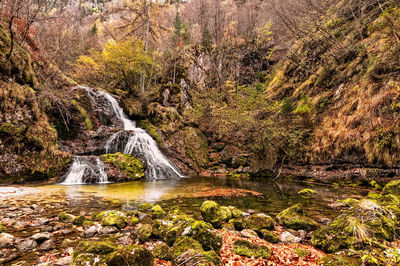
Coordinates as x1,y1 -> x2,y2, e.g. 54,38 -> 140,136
233,239 -> 271,259
276,203 -> 319,231
17,238 -> 37,251
240,229 -> 258,238
138,203 -> 154,213
280,231 -> 301,244
38,238 -> 56,251
37,218 -> 50,225
318,218 -> 331,225
260,229 -> 281,243
105,245 -> 154,266
244,213 -> 274,232
229,206 -> 243,218
138,213 -> 152,224
0,233 -> 15,248
298,188 -> 316,198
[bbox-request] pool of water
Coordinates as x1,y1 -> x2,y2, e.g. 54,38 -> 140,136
0,176 -> 367,219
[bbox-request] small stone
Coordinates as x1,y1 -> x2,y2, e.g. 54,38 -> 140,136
31,232 -> 51,242
240,229 -> 258,238
0,233 -> 15,248
82,226 -> 97,238
17,239 -> 37,251
99,226 -> 118,235
280,231 -> 301,244
297,230 -> 307,239
54,256 -> 72,266
38,239 -> 55,251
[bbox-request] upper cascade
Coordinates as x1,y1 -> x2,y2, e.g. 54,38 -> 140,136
61,86 -> 183,184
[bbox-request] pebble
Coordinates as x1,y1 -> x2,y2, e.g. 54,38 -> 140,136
31,232 -> 51,242
240,229 -> 258,238
82,225 -> 97,238
99,226 -> 118,235
16,239 -> 37,251
0,232 -> 16,248
54,256 -> 72,266
38,239 -> 56,251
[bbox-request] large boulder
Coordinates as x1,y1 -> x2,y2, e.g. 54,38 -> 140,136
94,210 -> 127,229
244,213 -> 274,232
200,201 -> 224,227
311,199 -> 397,253
276,203 -> 319,231
232,239 -> 271,259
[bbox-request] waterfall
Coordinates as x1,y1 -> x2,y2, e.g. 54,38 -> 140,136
61,86 -> 183,184
61,157 -> 108,184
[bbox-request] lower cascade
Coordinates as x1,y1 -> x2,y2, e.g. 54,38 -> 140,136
61,86 -> 183,184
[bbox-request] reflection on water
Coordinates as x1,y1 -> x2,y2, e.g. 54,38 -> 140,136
0,176 -> 367,218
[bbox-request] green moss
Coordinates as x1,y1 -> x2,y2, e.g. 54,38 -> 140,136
382,180 -> 400,196
171,236 -> 204,258
0,223 -> 7,233
130,217 -> 139,226
137,224 -> 152,242
317,254 -> 360,265
200,200 -> 224,227
71,99 -> 92,131
220,206 -> 233,221
73,216 -> 88,226
232,239 -> 271,259
58,212 -> 74,222
341,198 -> 360,207
140,120 -> 164,149
139,203 -> 154,213
105,245 -> 154,266
83,220 -> 94,227
260,229 -> 281,243
151,205 -> 166,218
294,248 -> 310,258
73,241 -> 117,259
183,127 -> 209,168
298,188 -> 316,198
245,213 -> 274,232
95,210 -> 127,229
152,242 -> 171,261
229,206 -> 243,218
189,220 -> 222,252
230,218 -> 244,231
277,203 -> 319,231
101,153 -> 145,180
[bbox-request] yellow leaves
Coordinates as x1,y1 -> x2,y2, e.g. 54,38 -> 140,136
76,55 -> 99,70
256,21 -> 273,47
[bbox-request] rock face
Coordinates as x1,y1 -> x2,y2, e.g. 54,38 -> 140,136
276,204 -> 319,231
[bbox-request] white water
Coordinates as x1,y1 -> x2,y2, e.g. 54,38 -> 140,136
62,157 -> 109,184
61,86 -> 183,184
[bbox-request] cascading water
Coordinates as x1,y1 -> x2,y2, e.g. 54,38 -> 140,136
61,157 -> 108,184
61,86 -> 183,184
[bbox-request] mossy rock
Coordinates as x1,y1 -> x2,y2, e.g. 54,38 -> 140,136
105,245 -> 154,266
229,206 -> 243,218
311,203 -> 396,253
377,194 -> 400,206
72,253 -> 106,266
139,203 -> 154,213
366,192 -> 382,200
200,201 -> 224,227
341,198 -> 360,207
382,180 -> 400,196
317,254 -> 360,265
222,220 -> 236,231
189,220 -> 222,252
101,152 -> 145,180
73,216 -> 88,226
245,213 -> 274,232
170,236 -> 204,259
232,239 -> 271,259
276,204 -> 318,231
130,217 -> 139,226
151,205 -> 166,218
230,218 -> 244,231
73,241 -> 117,259
58,212 -> 74,222
152,219 -> 173,240
83,220 -> 94,227
0,223 -> 7,233
260,229 -> 281,243
95,210 -> 127,229
137,224 -> 152,242
152,242 -> 171,261
298,189 -> 316,198
220,206 -> 233,221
